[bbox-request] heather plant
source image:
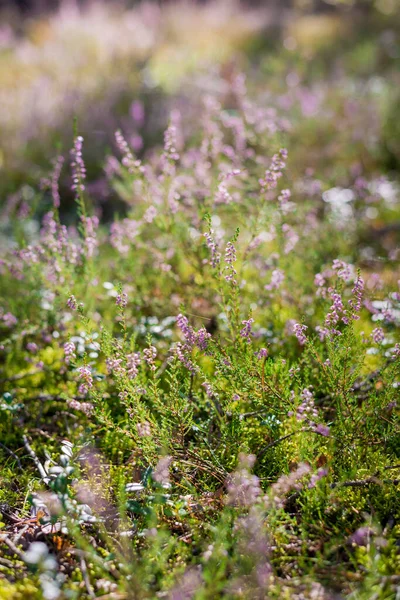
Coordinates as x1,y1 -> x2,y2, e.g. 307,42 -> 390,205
1,10 -> 400,599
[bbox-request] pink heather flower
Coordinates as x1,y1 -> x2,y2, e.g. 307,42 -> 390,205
293,322 -> 307,345
153,456 -> 172,487
257,347 -> 268,359
143,206 -> 157,223
278,188 -> 294,214
308,468 -> 328,489
325,291 -> 347,330
77,366 -> 93,395
393,343 -> 400,357
371,327 -> 384,344
224,241 -> 237,284
350,527 -> 374,547
332,259 -> 354,283
177,314 -> 196,345
64,341 -> 76,365
26,342 -> 38,353
70,135 -> 86,195
163,113 -> 181,164
173,342 -> 198,374
176,314 -> 211,354
67,295 -> 77,310
136,421 -> 151,437
143,346 -> 157,371
224,241 -> 236,266
291,388 -> 318,425
68,399 -> 93,416
259,148 -> 288,191
282,224 -> 299,255
127,352 -> 141,379
110,218 -> 141,255
130,100 -> 145,125
115,129 -> 144,174
240,318 -> 254,343
265,268 -> 285,291
202,381 -> 214,398
204,230 -> 221,268
226,454 -> 260,507
50,155 -> 64,209
115,292 -> 128,308
106,357 -> 124,375
267,463 -> 311,509
315,424 -> 330,437
81,215 -> 99,259
315,325 -> 329,341
2,312 -> 17,327
214,181 -> 232,205
348,275 -> 364,317
314,273 -> 326,288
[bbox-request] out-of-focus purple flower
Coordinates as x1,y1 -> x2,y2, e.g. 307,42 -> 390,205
308,468 -> 328,489
130,100 -> 145,126
265,268 -> 285,291
115,129 -> 144,175
2,312 -> 17,327
67,295 -> 77,311
136,421 -> 151,437
371,327 -> 384,344
349,526 -> 373,546
282,224 -> 299,255
332,259 -> 354,283
314,424 -> 330,437
257,347 -> 268,359
169,567 -> 203,600
81,215 -> 99,259
259,148 -> 288,191
68,399 -> 93,416
153,456 -> 172,487
266,463 -> 311,509
315,325 -> 329,341
26,342 -> 38,353
45,155 -> 64,209
143,205 -> 157,223
226,454 -> 260,507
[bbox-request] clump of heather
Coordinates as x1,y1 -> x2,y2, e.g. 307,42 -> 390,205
0,60 -> 399,600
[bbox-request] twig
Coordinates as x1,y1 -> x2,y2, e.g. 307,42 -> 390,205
330,477 -> 400,489
22,435 -> 49,483
1,536 -> 25,561
0,442 -> 22,469
0,556 -> 14,568
80,556 -> 95,598
384,464 -> 400,471
257,427 -> 333,459
13,525 -> 30,544
257,431 -> 299,458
